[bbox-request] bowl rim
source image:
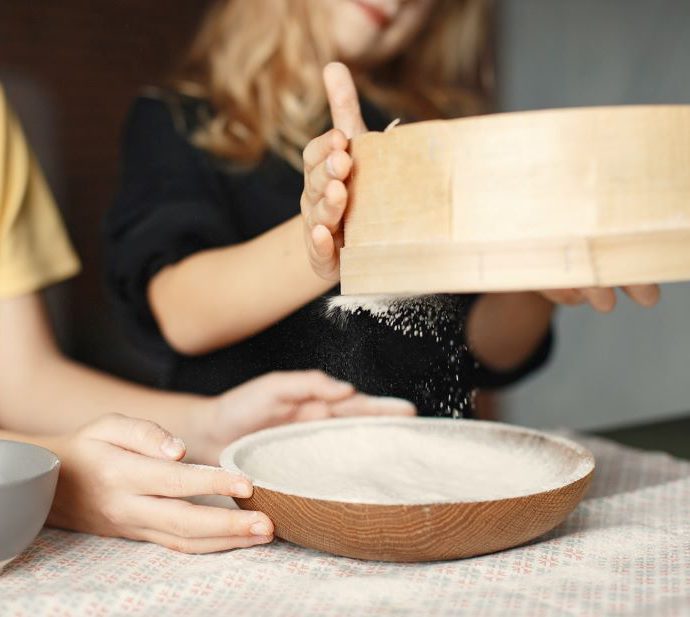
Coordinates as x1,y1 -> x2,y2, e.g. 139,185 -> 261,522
0,440 -> 60,488
220,416 -> 595,506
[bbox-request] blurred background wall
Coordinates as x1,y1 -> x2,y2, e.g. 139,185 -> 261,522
1,1 -> 689,430
496,0 -> 690,429
0,0 -> 213,382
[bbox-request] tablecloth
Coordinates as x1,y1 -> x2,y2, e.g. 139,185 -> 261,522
1,436 -> 689,617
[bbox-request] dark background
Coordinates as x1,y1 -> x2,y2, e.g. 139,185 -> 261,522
0,0 -> 213,383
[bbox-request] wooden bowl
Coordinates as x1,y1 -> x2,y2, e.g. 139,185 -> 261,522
220,417 -> 594,562
341,105 -> 690,295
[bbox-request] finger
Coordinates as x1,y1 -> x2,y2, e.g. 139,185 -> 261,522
85,414 -> 186,461
311,182 -> 348,232
330,394 -> 417,417
323,62 -> 368,138
134,528 -> 273,554
309,226 -> 342,281
582,287 -> 617,313
312,224 -> 335,257
622,284 -> 660,308
305,151 -> 352,204
127,496 -> 273,539
293,401 -> 332,422
261,370 -> 355,403
125,458 -> 253,499
303,129 -> 348,173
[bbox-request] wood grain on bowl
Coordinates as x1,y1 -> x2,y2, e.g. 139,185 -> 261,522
222,417 -> 595,562
237,472 -> 592,562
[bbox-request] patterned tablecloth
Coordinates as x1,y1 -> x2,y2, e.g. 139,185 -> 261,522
1,436 -> 689,617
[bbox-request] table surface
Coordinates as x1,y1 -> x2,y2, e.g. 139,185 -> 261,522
1,433 -> 689,617
595,412 -> 690,460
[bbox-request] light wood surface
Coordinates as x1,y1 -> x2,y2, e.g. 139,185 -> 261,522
341,106 -> 690,295
222,417 -> 595,563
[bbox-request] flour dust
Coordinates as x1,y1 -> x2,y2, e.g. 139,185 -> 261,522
324,294 -> 475,418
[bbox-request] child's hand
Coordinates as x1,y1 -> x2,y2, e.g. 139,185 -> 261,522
46,414 -> 273,554
539,284 -> 660,312
301,62 -> 368,281
199,371 -> 415,465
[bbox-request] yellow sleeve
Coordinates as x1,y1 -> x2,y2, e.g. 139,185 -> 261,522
0,86 -> 81,298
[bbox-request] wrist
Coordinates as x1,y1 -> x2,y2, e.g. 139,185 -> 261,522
25,433 -> 69,460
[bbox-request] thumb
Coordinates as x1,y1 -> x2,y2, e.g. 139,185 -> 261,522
84,413 -> 186,461
323,62 -> 368,138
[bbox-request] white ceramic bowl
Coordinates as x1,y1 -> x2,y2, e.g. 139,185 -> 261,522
0,440 -> 60,571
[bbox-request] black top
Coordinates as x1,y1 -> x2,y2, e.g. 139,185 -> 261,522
105,93 -> 552,416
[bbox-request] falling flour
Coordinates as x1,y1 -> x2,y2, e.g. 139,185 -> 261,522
237,423 -> 588,504
324,294 -> 474,417
326,295 -> 454,342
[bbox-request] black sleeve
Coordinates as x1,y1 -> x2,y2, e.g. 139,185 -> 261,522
104,95 -> 241,357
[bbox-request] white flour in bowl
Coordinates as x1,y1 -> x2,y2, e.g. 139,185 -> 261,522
236,422 -> 589,504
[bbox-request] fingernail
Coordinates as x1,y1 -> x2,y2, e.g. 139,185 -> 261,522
326,155 -> 336,177
252,535 -> 273,545
250,522 -> 271,536
233,482 -> 252,498
161,436 -> 185,458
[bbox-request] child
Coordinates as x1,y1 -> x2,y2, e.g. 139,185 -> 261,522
0,84 -> 413,553
105,0 -> 659,416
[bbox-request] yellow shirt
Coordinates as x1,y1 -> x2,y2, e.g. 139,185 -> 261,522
0,85 -> 80,298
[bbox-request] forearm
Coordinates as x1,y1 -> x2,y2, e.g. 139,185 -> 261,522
0,351 -> 203,437
149,215 -> 332,355
0,293 -> 218,465
466,292 -> 554,372
0,428 -> 57,451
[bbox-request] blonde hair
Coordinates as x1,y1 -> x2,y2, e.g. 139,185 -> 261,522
175,0 -> 493,169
